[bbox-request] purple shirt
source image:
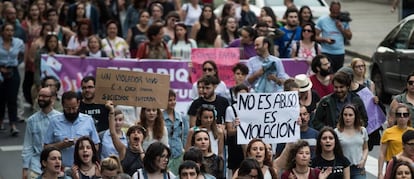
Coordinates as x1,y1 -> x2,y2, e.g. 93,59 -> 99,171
228,39 -> 256,59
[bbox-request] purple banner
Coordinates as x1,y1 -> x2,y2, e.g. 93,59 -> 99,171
41,55 -> 193,102
357,87 -> 387,134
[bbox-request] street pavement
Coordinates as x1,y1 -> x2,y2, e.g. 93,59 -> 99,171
342,0 -> 399,60
0,1 -> 400,179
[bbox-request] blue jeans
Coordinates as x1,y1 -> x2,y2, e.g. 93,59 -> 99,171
350,165 -> 366,179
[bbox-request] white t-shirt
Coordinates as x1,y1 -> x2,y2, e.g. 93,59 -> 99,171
183,3 -> 202,26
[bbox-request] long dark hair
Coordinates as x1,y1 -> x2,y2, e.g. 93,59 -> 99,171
199,5 -> 217,44
390,161 -> 414,179
286,140 -> 310,170
237,158 -> 264,178
262,6 -> 278,27
73,136 -> 99,167
245,139 -> 277,178
337,104 -> 364,132
173,23 -> 190,44
301,23 -> 316,41
220,16 -> 239,45
202,60 -> 220,81
143,142 -> 171,173
315,127 -> 344,157
299,5 -> 314,26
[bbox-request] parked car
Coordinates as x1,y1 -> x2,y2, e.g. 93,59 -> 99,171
370,14 -> 414,103
254,0 -> 329,20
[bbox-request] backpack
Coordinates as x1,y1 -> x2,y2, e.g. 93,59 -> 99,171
295,41 -> 319,57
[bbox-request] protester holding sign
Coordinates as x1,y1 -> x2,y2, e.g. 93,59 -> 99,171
225,84 -> 248,176
106,101 -> 146,176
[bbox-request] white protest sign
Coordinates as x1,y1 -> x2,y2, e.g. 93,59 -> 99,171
236,91 -> 300,144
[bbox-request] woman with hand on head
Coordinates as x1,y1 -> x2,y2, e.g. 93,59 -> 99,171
106,101 -> 146,176
132,142 -> 175,179
334,105 -> 368,179
379,104 -> 414,179
282,140 -> 332,179
100,109 -> 128,159
312,127 -> 351,179
38,147 -> 70,179
233,139 -> 278,179
70,136 -> 101,179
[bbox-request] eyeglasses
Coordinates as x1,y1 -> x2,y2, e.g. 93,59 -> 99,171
408,81 -> 414,85
395,112 -> 410,118
47,31 -> 57,35
303,29 -> 312,33
203,68 -> 214,72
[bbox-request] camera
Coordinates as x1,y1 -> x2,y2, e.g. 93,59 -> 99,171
336,11 -> 352,22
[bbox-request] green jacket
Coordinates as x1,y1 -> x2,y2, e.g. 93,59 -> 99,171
312,92 -> 368,131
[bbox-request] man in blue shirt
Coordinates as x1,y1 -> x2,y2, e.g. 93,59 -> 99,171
247,36 -> 290,92
44,91 -> 100,168
315,1 -> 352,73
22,87 -> 61,179
275,8 -> 302,58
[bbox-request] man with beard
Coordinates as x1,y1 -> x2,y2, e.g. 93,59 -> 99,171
315,1 -> 352,73
21,87 -> 61,179
79,76 -> 110,132
187,75 -> 229,127
312,71 -> 367,131
310,54 -> 334,98
247,36 -> 289,93
275,7 -> 301,58
44,91 -> 100,168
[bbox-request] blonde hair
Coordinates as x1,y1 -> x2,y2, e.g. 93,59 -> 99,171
101,155 -> 123,174
350,58 -> 367,78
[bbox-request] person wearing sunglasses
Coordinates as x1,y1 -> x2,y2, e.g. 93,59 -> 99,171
291,23 -> 321,75
190,60 -> 230,100
378,104 -> 414,179
390,71 -> 414,127
383,130 -> 414,179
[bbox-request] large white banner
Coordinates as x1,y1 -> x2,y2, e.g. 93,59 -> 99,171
237,92 -> 301,144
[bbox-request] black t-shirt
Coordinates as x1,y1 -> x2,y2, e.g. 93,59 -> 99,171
187,96 -> 229,124
311,155 -> 351,179
79,101 -> 109,132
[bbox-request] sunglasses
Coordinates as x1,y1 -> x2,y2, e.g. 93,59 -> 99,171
408,80 -> 414,85
203,68 -> 214,72
396,112 -> 410,118
303,29 -> 312,33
